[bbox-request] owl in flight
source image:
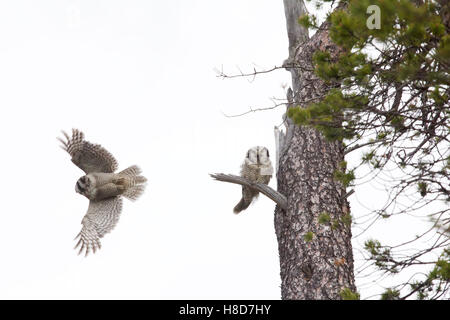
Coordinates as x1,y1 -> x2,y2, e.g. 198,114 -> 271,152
234,146 -> 273,214
58,129 -> 147,256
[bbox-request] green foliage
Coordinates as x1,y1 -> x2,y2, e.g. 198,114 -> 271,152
331,219 -> 340,230
376,131 -> 389,140
329,0 -> 446,49
318,212 -> 331,224
291,0 -> 449,299
304,231 -> 314,242
418,182 -> 428,197
408,250 -> 450,301
381,288 -> 400,300
429,250 -> 450,282
338,160 -> 347,170
389,115 -> 406,132
333,168 -> 355,187
289,0 -> 448,142
437,34 -> 450,61
318,211 -> 352,229
298,13 -> 318,29
340,287 -> 360,300
342,213 -> 352,226
364,239 -> 398,273
362,150 -> 375,163
364,239 -> 382,256
410,281 -> 429,300
429,87 -> 448,107
288,88 -> 367,141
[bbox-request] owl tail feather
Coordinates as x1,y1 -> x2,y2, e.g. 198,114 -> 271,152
118,165 -> 147,201
233,198 -> 251,214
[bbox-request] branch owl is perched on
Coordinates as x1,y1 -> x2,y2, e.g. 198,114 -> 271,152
58,129 -> 147,256
234,146 -> 273,214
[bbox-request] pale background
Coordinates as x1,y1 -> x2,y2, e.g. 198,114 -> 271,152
0,0 -> 434,299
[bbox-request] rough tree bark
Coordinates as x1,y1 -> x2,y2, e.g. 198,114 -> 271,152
274,0 -> 356,299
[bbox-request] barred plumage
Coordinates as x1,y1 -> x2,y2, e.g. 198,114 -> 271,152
59,129 -> 147,256
58,128 -> 118,174
74,197 -> 123,256
233,146 -> 273,214
118,165 -> 148,201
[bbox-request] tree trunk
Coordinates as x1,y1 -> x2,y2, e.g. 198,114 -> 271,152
275,0 -> 356,299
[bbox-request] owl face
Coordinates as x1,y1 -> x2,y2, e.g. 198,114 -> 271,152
75,175 -> 92,196
245,146 -> 271,166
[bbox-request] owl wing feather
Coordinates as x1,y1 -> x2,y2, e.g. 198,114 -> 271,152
74,197 -> 123,256
58,128 -> 118,174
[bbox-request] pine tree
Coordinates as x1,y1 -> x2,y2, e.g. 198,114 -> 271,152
291,0 -> 449,299
215,0 -> 448,299
274,0 -> 357,300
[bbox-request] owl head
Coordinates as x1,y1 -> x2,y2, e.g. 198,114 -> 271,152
75,175 -> 92,196
244,146 -> 271,166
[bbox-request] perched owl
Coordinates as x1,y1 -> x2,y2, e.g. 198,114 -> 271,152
233,146 -> 273,214
58,129 -> 147,256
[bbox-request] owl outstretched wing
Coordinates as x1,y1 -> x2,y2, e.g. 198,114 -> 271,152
58,128 -> 118,174
74,197 -> 123,256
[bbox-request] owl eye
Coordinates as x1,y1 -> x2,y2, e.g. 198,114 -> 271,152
247,151 -> 250,158
266,149 -> 270,157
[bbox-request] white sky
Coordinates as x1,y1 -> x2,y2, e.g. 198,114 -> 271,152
0,0 -> 439,299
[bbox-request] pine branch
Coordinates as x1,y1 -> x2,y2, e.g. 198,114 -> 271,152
210,173 -> 288,210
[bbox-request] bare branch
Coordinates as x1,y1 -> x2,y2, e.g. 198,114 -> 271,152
210,173 -> 288,210
221,102 -> 285,118
345,189 -> 355,198
215,65 -> 285,80
344,139 -> 387,155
